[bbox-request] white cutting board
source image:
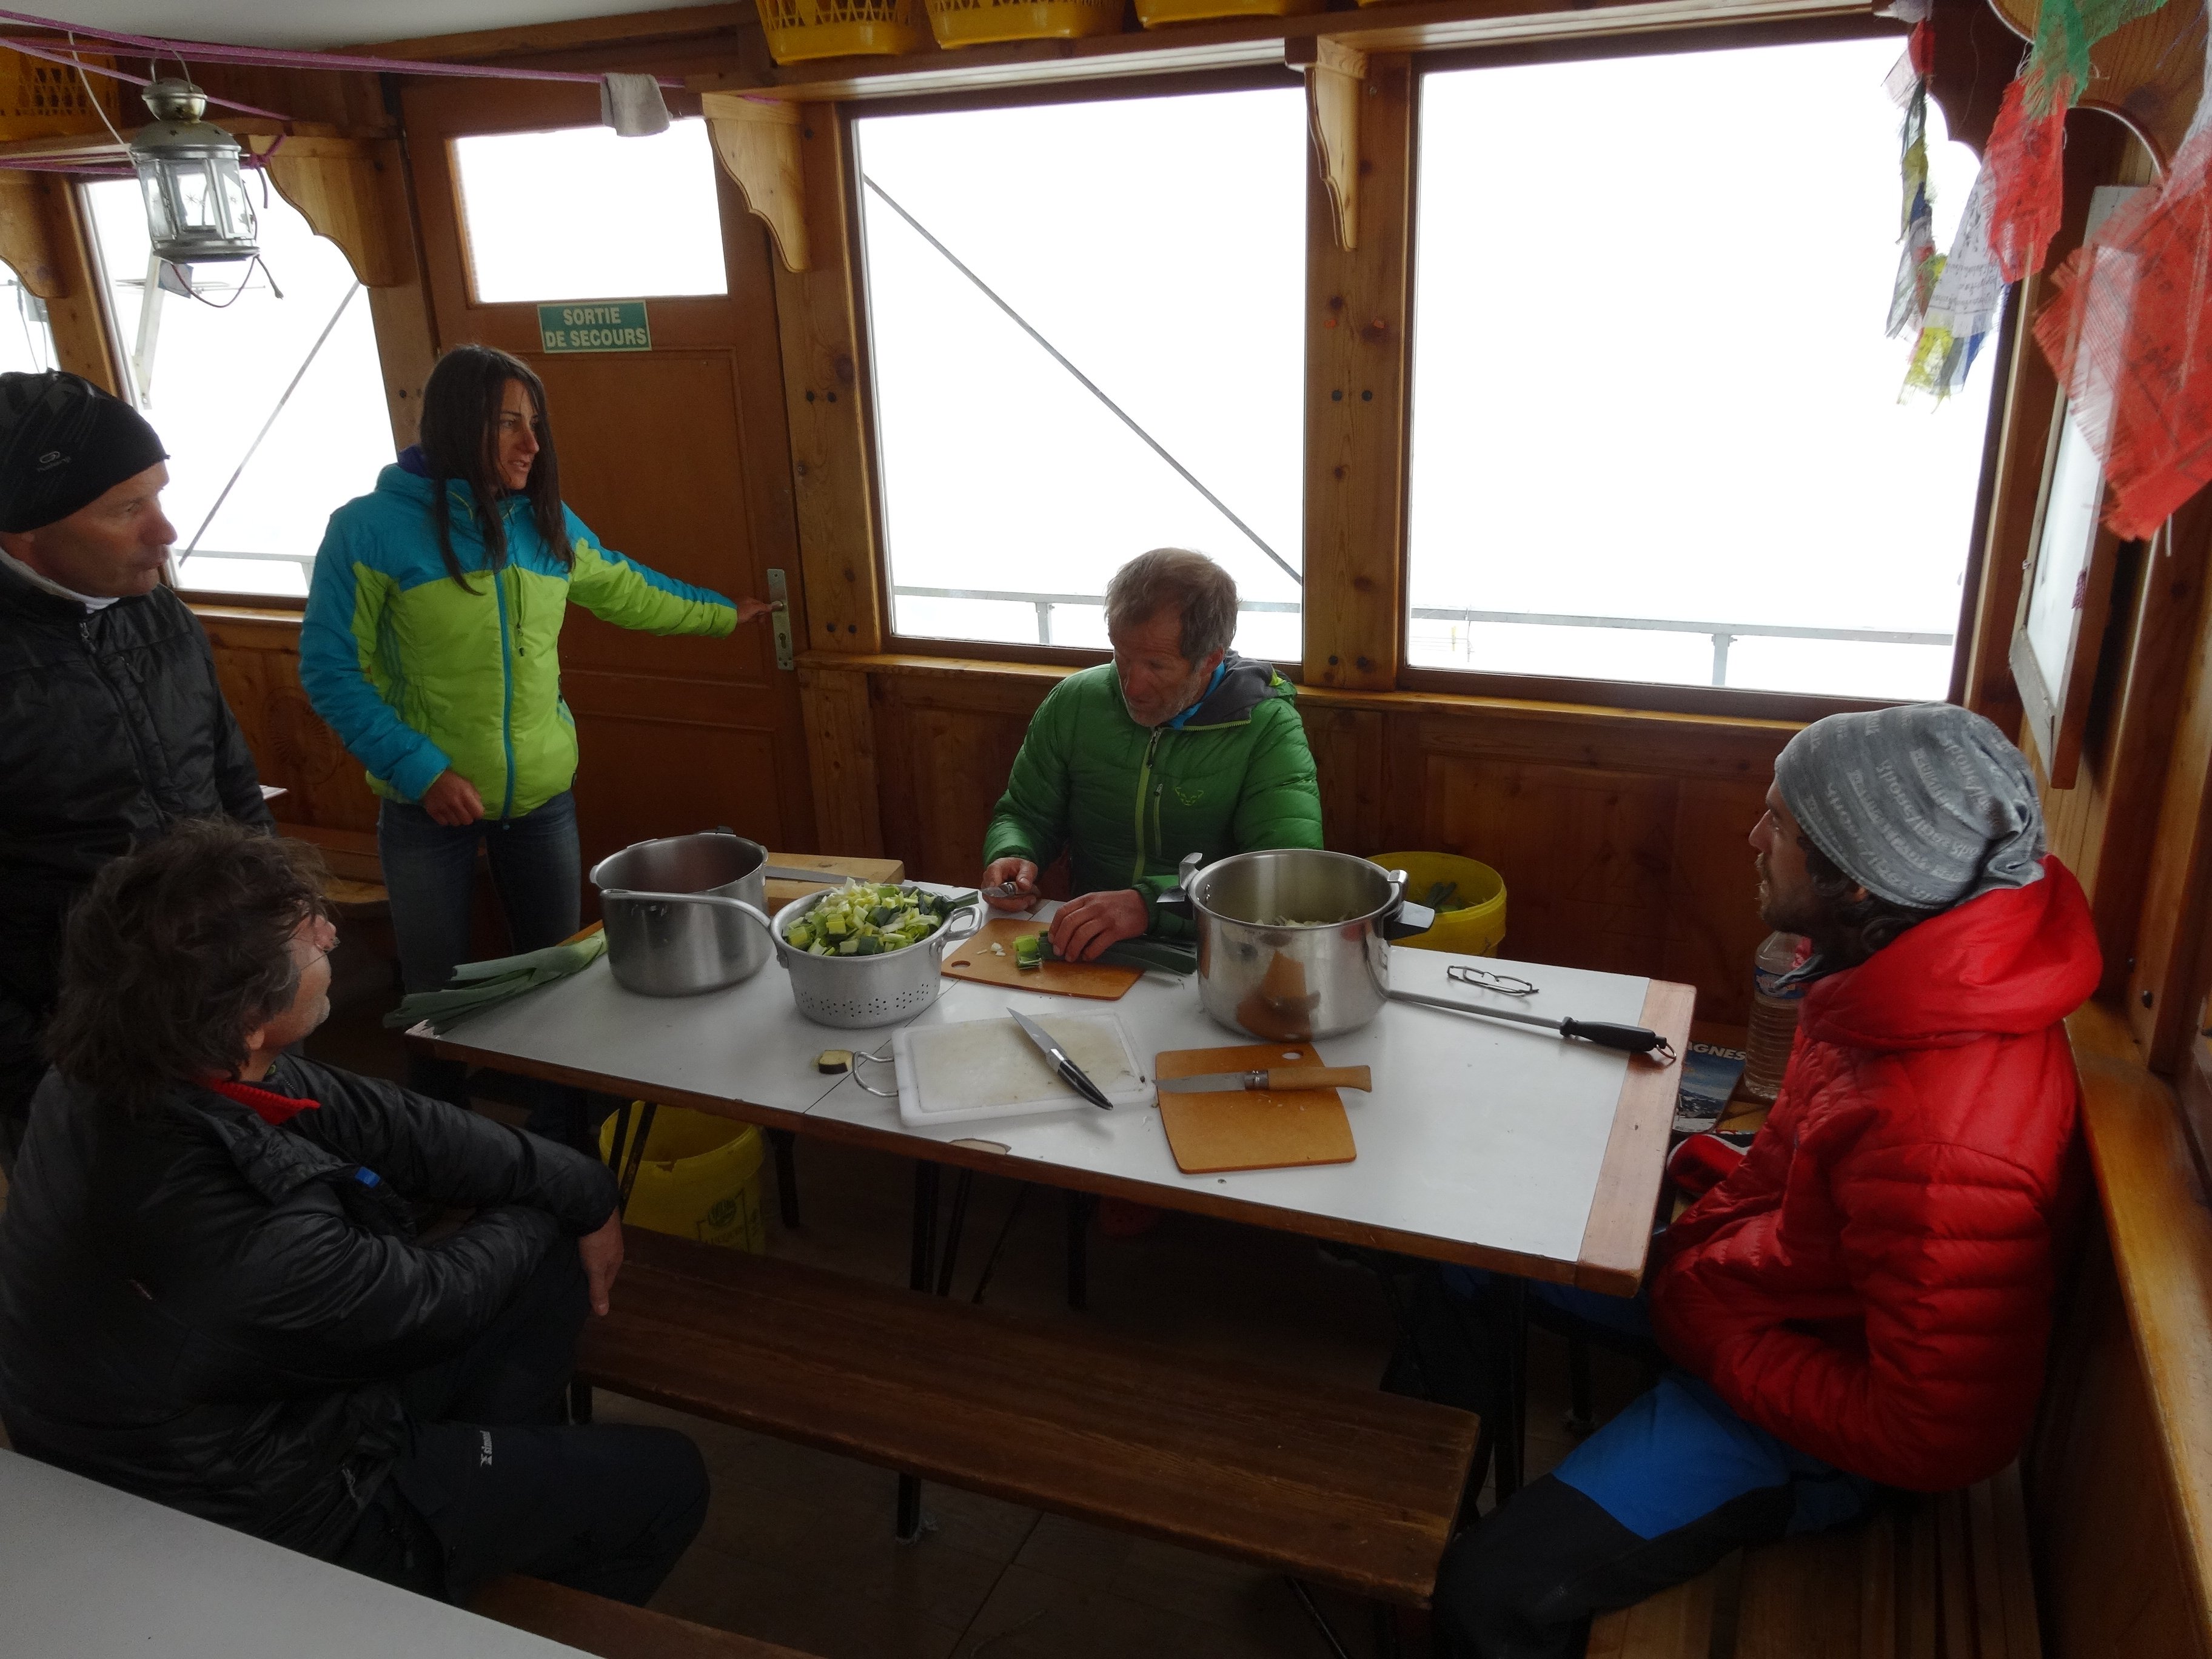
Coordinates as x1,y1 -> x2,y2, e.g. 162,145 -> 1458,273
893,1010 -> 1153,1126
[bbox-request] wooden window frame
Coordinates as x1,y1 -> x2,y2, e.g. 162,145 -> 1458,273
823,10 -> 1999,727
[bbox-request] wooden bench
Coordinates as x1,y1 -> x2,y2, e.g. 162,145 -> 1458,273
579,1226 -> 1482,1607
473,1575 -> 819,1658
277,822 -> 394,913
1588,1463 -> 2040,1659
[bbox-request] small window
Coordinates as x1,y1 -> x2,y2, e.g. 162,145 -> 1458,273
1406,39 -> 1992,702
453,118 -> 729,303
856,89 -> 1308,660
0,266 -> 56,375
84,176 -> 394,600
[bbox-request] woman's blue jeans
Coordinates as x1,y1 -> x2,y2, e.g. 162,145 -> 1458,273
378,789 -> 583,995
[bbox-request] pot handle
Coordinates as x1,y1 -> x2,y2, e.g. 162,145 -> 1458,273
942,895 -> 987,944
598,888 -> 777,937
1151,851 -> 1207,922
1380,869 -> 1438,941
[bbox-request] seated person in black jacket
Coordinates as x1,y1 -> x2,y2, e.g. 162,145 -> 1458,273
0,370 -> 273,1172
0,820 -> 708,1607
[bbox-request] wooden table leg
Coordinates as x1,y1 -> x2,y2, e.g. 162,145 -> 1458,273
766,1127 -> 800,1228
1065,1190 -> 1092,1312
935,1169 -> 974,1298
897,1161 -> 942,1543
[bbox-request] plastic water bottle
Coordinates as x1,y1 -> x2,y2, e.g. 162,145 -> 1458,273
1741,931 -> 1808,1104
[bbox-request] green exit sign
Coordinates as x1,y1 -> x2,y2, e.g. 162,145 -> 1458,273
537,300 -> 651,353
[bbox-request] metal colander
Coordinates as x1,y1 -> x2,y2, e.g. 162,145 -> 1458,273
770,889 -> 983,1029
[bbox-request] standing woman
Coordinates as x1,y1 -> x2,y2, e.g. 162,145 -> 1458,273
303,345 -> 766,1031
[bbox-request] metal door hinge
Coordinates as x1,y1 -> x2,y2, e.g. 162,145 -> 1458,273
766,568 -> 795,671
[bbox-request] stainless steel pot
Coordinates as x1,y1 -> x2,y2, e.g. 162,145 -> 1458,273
1173,849 -> 1434,1041
590,831 -> 777,996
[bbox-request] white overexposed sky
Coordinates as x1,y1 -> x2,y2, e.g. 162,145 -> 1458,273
1409,37 -> 1989,699
87,176 -> 392,597
454,118 -> 729,304
860,41 -> 1992,699
857,90 -> 1311,665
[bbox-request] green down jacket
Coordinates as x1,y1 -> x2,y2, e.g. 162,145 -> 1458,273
982,657 -> 1324,936
301,460 -> 736,821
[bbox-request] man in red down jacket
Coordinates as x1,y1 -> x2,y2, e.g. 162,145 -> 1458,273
1435,703 -> 2100,1659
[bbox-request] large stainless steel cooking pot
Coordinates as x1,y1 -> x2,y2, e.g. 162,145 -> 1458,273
590,831 -> 777,996
1169,848 -> 1434,1041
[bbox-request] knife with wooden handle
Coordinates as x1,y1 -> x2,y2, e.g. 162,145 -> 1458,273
1154,1065 -> 1372,1094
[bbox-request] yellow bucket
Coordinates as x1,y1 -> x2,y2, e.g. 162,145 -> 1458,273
599,1105 -> 768,1253
1134,0 -> 1318,24
925,0 -> 1122,45
1369,852 -> 1507,957
754,0 -> 924,62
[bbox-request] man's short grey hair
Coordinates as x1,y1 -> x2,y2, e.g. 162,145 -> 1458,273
1104,548 -> 1238,664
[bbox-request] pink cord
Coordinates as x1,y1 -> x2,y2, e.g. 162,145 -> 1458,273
0,8 -> 686,89
0,36 -> 294,120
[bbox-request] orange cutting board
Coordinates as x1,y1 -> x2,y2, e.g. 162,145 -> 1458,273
940,919 -> 1142,1000
1155,1042 -> 1356,1175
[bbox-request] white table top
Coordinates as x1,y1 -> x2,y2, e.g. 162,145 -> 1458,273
811,948 -> 1649,1273
424,903 -> 1690,1287
0,1448 -> 584,1658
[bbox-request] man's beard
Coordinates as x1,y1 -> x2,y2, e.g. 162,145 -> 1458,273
1756,859 -> 1828,938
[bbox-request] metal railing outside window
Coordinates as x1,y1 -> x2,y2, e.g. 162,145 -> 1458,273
891,586 -> 1951,689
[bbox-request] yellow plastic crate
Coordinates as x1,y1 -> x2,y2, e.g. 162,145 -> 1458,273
925,0 -> 1123,46
754,0 -> 925,63
1369,851 -> 1508,958
0,48 -> 119,142
1134,0 -> 1319,24
600,1104 -> 768,1253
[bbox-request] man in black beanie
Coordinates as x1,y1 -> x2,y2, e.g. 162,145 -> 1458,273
0,370 -> 272,1171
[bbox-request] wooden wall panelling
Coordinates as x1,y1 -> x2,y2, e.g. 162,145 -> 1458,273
196,609 -> 381,833
2127,505 -> 2212,1069
774,106 -> 885,655
2028,1226 -> 2210,1659
2029,1001 -> 2212,1659
1301,54 -> 1414,694
868,669 -> 1051,884
1301,703 -> 1389,854
797,665 -> 885,858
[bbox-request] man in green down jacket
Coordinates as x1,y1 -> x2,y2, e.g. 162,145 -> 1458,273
980,548 -> 1322,962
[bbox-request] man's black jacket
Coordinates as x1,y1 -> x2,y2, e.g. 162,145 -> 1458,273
0,559 -> 272,1018
0,1056 -> 617,1556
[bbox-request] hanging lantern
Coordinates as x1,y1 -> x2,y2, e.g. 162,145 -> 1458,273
127,78 -> 258,265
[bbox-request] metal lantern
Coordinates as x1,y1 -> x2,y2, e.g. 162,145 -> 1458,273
127,79 -> 258,265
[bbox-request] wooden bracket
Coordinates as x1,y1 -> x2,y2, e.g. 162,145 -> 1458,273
1288,38 -> 1367,252
247,135 -> 406,287
0,171 -> 71,299
702,91 -> 809,273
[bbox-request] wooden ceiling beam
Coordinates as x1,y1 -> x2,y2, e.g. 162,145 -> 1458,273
691,0 -> 1867,102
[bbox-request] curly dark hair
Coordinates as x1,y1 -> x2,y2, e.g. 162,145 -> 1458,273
1800,840 -> 1942,971
44,821 -> 332,1114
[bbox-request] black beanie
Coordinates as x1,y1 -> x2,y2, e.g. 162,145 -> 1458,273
0,371 -> 168,534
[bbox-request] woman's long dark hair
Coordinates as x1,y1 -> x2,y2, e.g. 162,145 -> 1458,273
417,344 -> 566,591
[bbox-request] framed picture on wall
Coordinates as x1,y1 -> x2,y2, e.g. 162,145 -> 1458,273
2010,398 -> 2127,789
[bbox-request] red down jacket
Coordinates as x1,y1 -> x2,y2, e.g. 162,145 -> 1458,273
1647,857 -> 2100,1491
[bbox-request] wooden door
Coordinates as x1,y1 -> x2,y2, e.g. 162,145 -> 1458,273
401,78 -> 813,895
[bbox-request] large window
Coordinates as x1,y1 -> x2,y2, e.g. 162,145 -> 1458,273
856,88 -> 1309,661
1407,39 -> 1991,701
85,176 -> 392,598
452,118 -> 729,303
0,266 -> 56,375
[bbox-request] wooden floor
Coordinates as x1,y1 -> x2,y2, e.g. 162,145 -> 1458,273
0,977 -> 1654,1659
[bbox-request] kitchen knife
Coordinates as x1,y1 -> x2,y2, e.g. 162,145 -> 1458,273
1008,1009 -> 1116,1111
1155,1065 -> 1372,1094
